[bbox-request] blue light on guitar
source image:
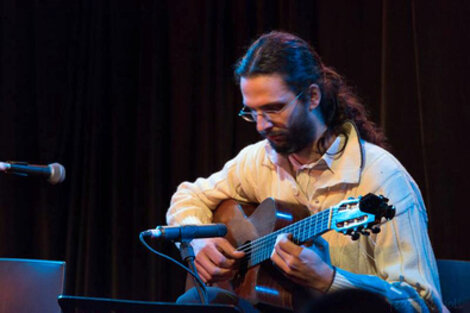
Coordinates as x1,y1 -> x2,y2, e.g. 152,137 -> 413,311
275,212 -> 293,221
255,285 -> 280,296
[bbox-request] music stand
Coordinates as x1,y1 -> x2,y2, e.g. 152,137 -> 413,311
58,295 -> 241,313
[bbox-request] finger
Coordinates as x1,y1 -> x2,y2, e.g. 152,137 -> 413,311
205,247 -> 236,269
275,233 -> 303,256
275,242 -> 293,261
274,233 -> 290,247
195,256 -> 233,281
196,263 -> 235,283
271,233 -> 293,264
275,243 -> 302,273
270,248 -> 290,274
194,262 -> 210,283
271,249 -> 311,286
205,240 -> 244,269
216,239 -> 245,259
271,235 -> 297,270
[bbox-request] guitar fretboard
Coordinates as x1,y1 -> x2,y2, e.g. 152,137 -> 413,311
237,208 -> 332,268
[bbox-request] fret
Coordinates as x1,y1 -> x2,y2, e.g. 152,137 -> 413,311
246,208 -> 333,267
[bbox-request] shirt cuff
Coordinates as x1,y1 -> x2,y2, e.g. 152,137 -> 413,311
327,268 -> 355,293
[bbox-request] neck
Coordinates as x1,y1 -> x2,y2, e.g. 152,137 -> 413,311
291,124 -> 333,165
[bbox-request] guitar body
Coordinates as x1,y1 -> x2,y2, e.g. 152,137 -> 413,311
212,198 -> 314,311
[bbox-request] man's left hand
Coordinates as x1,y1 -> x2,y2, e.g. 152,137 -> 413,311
270,233 -> 335,293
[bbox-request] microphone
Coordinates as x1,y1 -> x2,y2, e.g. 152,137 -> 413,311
141,224 -> 227,241
0,161 -> 66,184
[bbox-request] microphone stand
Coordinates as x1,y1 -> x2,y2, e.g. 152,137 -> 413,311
179,240 -> 208,304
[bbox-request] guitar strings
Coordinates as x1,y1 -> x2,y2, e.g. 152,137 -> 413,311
236,212 -> 330,267
235,209 -> 332,267
235,209 -> 330,255
358,233 -> 377,262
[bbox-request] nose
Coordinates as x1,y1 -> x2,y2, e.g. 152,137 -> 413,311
256,113 -> 273,133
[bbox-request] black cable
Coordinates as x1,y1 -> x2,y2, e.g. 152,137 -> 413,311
138,232 -> 208,299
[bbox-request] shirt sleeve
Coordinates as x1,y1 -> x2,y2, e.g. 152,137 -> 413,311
328,151 -> 448,313
166,144 -> 260,226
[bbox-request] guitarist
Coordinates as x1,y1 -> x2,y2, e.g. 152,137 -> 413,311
166,31 -> 447,313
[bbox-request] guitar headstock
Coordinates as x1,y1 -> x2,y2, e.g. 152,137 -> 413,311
330,193 -> 395,240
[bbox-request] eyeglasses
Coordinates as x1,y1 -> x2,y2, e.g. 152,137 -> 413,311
238,91 -> 304,123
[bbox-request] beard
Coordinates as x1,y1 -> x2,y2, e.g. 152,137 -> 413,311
260,109 -> 316,155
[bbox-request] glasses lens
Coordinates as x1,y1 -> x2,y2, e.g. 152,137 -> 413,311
239,107 -> 256,122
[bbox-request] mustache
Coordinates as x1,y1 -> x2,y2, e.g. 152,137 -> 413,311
259,129 -> 287,137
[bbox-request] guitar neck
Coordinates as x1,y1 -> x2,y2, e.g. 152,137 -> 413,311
240,208 -> 332,268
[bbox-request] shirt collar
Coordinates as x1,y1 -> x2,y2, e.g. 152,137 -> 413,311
263,121 -> 364,186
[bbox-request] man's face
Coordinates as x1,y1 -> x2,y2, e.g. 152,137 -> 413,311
240,74 -> 316,154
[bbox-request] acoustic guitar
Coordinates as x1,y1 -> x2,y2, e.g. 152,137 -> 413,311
205,193 -> 395,312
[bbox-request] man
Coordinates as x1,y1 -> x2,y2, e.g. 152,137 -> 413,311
167,31 -> 447,312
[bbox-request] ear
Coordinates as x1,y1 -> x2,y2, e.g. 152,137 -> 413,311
308,84 -> 321,111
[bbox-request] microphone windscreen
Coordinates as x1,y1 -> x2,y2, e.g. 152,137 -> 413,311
48,163 -> 66,184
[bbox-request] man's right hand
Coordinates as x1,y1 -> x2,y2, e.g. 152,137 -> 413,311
191,237 -> 245,283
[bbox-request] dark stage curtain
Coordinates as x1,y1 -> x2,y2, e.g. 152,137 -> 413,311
0,0 -> 468,302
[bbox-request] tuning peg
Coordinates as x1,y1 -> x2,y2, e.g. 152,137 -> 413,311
351,231 -> 360,241
371,226 -> 381,234
385,205 -> 396,219
380,195 -> 389,202
360,230 -> 370,236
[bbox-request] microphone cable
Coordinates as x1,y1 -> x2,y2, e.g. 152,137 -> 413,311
138,232 -> 208,300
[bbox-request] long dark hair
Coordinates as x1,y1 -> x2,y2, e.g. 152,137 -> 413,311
234,31 -> 388,151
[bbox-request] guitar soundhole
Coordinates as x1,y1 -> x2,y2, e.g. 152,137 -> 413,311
232,271 -> 244,289
231,264 -> 249,291
233,241 -> 250,289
